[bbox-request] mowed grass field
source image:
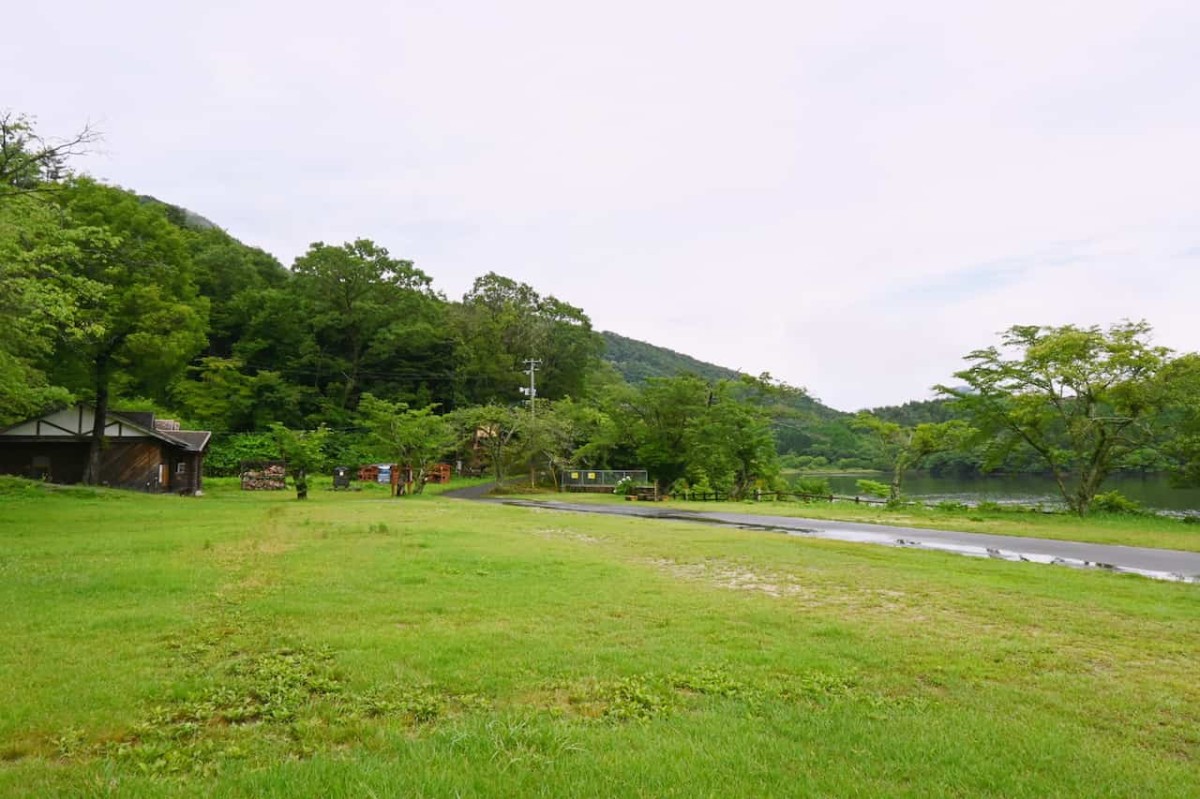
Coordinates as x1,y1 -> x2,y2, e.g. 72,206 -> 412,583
1,478 -> 1197,797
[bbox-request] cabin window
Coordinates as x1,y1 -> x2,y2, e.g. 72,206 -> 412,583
176,461 -> 188,474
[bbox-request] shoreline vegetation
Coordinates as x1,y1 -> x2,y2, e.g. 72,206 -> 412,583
1,477 -> 1198,797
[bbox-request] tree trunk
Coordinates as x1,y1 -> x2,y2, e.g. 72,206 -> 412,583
295,469 -> 308,500
85,356 -> 111,485
889,463 -> 904,503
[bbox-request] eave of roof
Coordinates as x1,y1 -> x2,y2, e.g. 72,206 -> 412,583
0,405 -> 211,453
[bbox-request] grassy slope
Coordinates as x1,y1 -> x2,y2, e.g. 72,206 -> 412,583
1,479 -> 1197,797
542,492 -> 1200,553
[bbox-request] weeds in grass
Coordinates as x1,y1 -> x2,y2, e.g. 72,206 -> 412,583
48,643 -> 476,777
349,685 -> 451,723
670,667 -> 757,700
597,676 -> 674,722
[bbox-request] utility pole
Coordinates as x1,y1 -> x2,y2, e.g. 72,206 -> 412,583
521,359 -> 542,488
521,359 -> 541,418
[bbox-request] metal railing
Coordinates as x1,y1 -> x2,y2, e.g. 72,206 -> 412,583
561,469 -> 649,488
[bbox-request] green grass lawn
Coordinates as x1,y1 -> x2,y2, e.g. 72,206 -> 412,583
537,491 -> 1200,552
1,477 -> 1198,797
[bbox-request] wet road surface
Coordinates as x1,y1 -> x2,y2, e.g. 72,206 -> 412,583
446,491 -> 1200,583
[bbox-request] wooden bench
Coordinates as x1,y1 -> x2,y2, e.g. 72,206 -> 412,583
624,486 -> 662,501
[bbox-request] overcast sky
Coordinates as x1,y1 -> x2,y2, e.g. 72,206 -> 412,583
6,1 -> 1199,410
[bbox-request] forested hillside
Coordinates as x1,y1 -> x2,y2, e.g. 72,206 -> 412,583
5,111 -> 1200,513
601,331 -> 742,385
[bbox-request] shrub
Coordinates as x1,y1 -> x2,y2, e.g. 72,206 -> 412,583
612,476 -> 635,496
203,433 -> 279,477
1091,491 -> 1144,515
793,476 -> 831,499
855,479 -> 890,499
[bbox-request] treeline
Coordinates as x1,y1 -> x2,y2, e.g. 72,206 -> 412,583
0,112 -> 789,498
5,112 -> 1200,515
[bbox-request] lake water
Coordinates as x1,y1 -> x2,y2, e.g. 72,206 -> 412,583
822,472 -> 1200,513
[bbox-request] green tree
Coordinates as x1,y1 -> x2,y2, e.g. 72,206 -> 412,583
937,322 -> 1172,515
0,111 -> 99,195
174,357 -> 302,432
551,396 -> 621,470
629,375 -> 710,491
453,273 -> 602,405
518,402 -> 580,488
0,193 -> 110,423
45,179 -> 208,482
1155,353 -> 1200,486
852,413 -> 972,502
687,381 -> 780,499
290,239 -> 445,416
184,226 -> 288,357
269,423 -> 329,500
448,404 -> 524,484
357,394 -> 453,495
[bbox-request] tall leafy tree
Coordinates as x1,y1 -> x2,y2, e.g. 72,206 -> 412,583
687,381 -> 781,499
185,226 -> 288,357
629,375 -> 710,491
0,115 -> 107,423
1154,353 -> 1200,487
0,193 -> 109,423
46,178 -> 208,482
290,239 -> 447,417
357,394 -> 453,494
448,403 -> 525,483
852,413 -> 972,502
174,357 -> 302,432
0,111 -> 99,195
453,273 -> 602,405
269,423 -> 329,500
938,322 -> 1172,515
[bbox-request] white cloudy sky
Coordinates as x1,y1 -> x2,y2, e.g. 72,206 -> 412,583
6,1 -> 1199,410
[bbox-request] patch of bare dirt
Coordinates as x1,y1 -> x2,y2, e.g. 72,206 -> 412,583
645,557 -> 908,608
532,527 -> 604,545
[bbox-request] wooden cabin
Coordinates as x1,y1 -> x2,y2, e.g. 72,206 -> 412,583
0,405 -> 211,494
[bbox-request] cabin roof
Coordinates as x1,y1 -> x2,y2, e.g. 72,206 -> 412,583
0,405 -> 211,453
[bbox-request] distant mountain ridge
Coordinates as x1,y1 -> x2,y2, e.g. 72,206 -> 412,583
599,330 -> 845,421
600,331 -> 742,386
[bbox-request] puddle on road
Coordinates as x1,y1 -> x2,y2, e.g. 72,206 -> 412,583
776,526 -> 1198,584
496,500 -> 1198,583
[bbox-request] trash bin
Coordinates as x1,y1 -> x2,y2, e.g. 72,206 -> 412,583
333,466 -> 351,489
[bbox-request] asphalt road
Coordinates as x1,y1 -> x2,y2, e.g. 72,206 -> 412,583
450,492 -> 1200,583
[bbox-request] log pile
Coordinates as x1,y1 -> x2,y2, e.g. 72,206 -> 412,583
425,463 -> 453,484
240,462 -> 287,490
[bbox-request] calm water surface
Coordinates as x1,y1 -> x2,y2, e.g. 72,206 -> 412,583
823,473 -> 1200,513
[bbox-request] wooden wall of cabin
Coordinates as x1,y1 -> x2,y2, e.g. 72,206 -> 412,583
168,452 -> 204,494
0,441 -> 90,483
98,440 -> 169,491
0,439 -> 203,493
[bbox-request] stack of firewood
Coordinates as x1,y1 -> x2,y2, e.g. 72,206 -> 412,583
240,463 -> 287,490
